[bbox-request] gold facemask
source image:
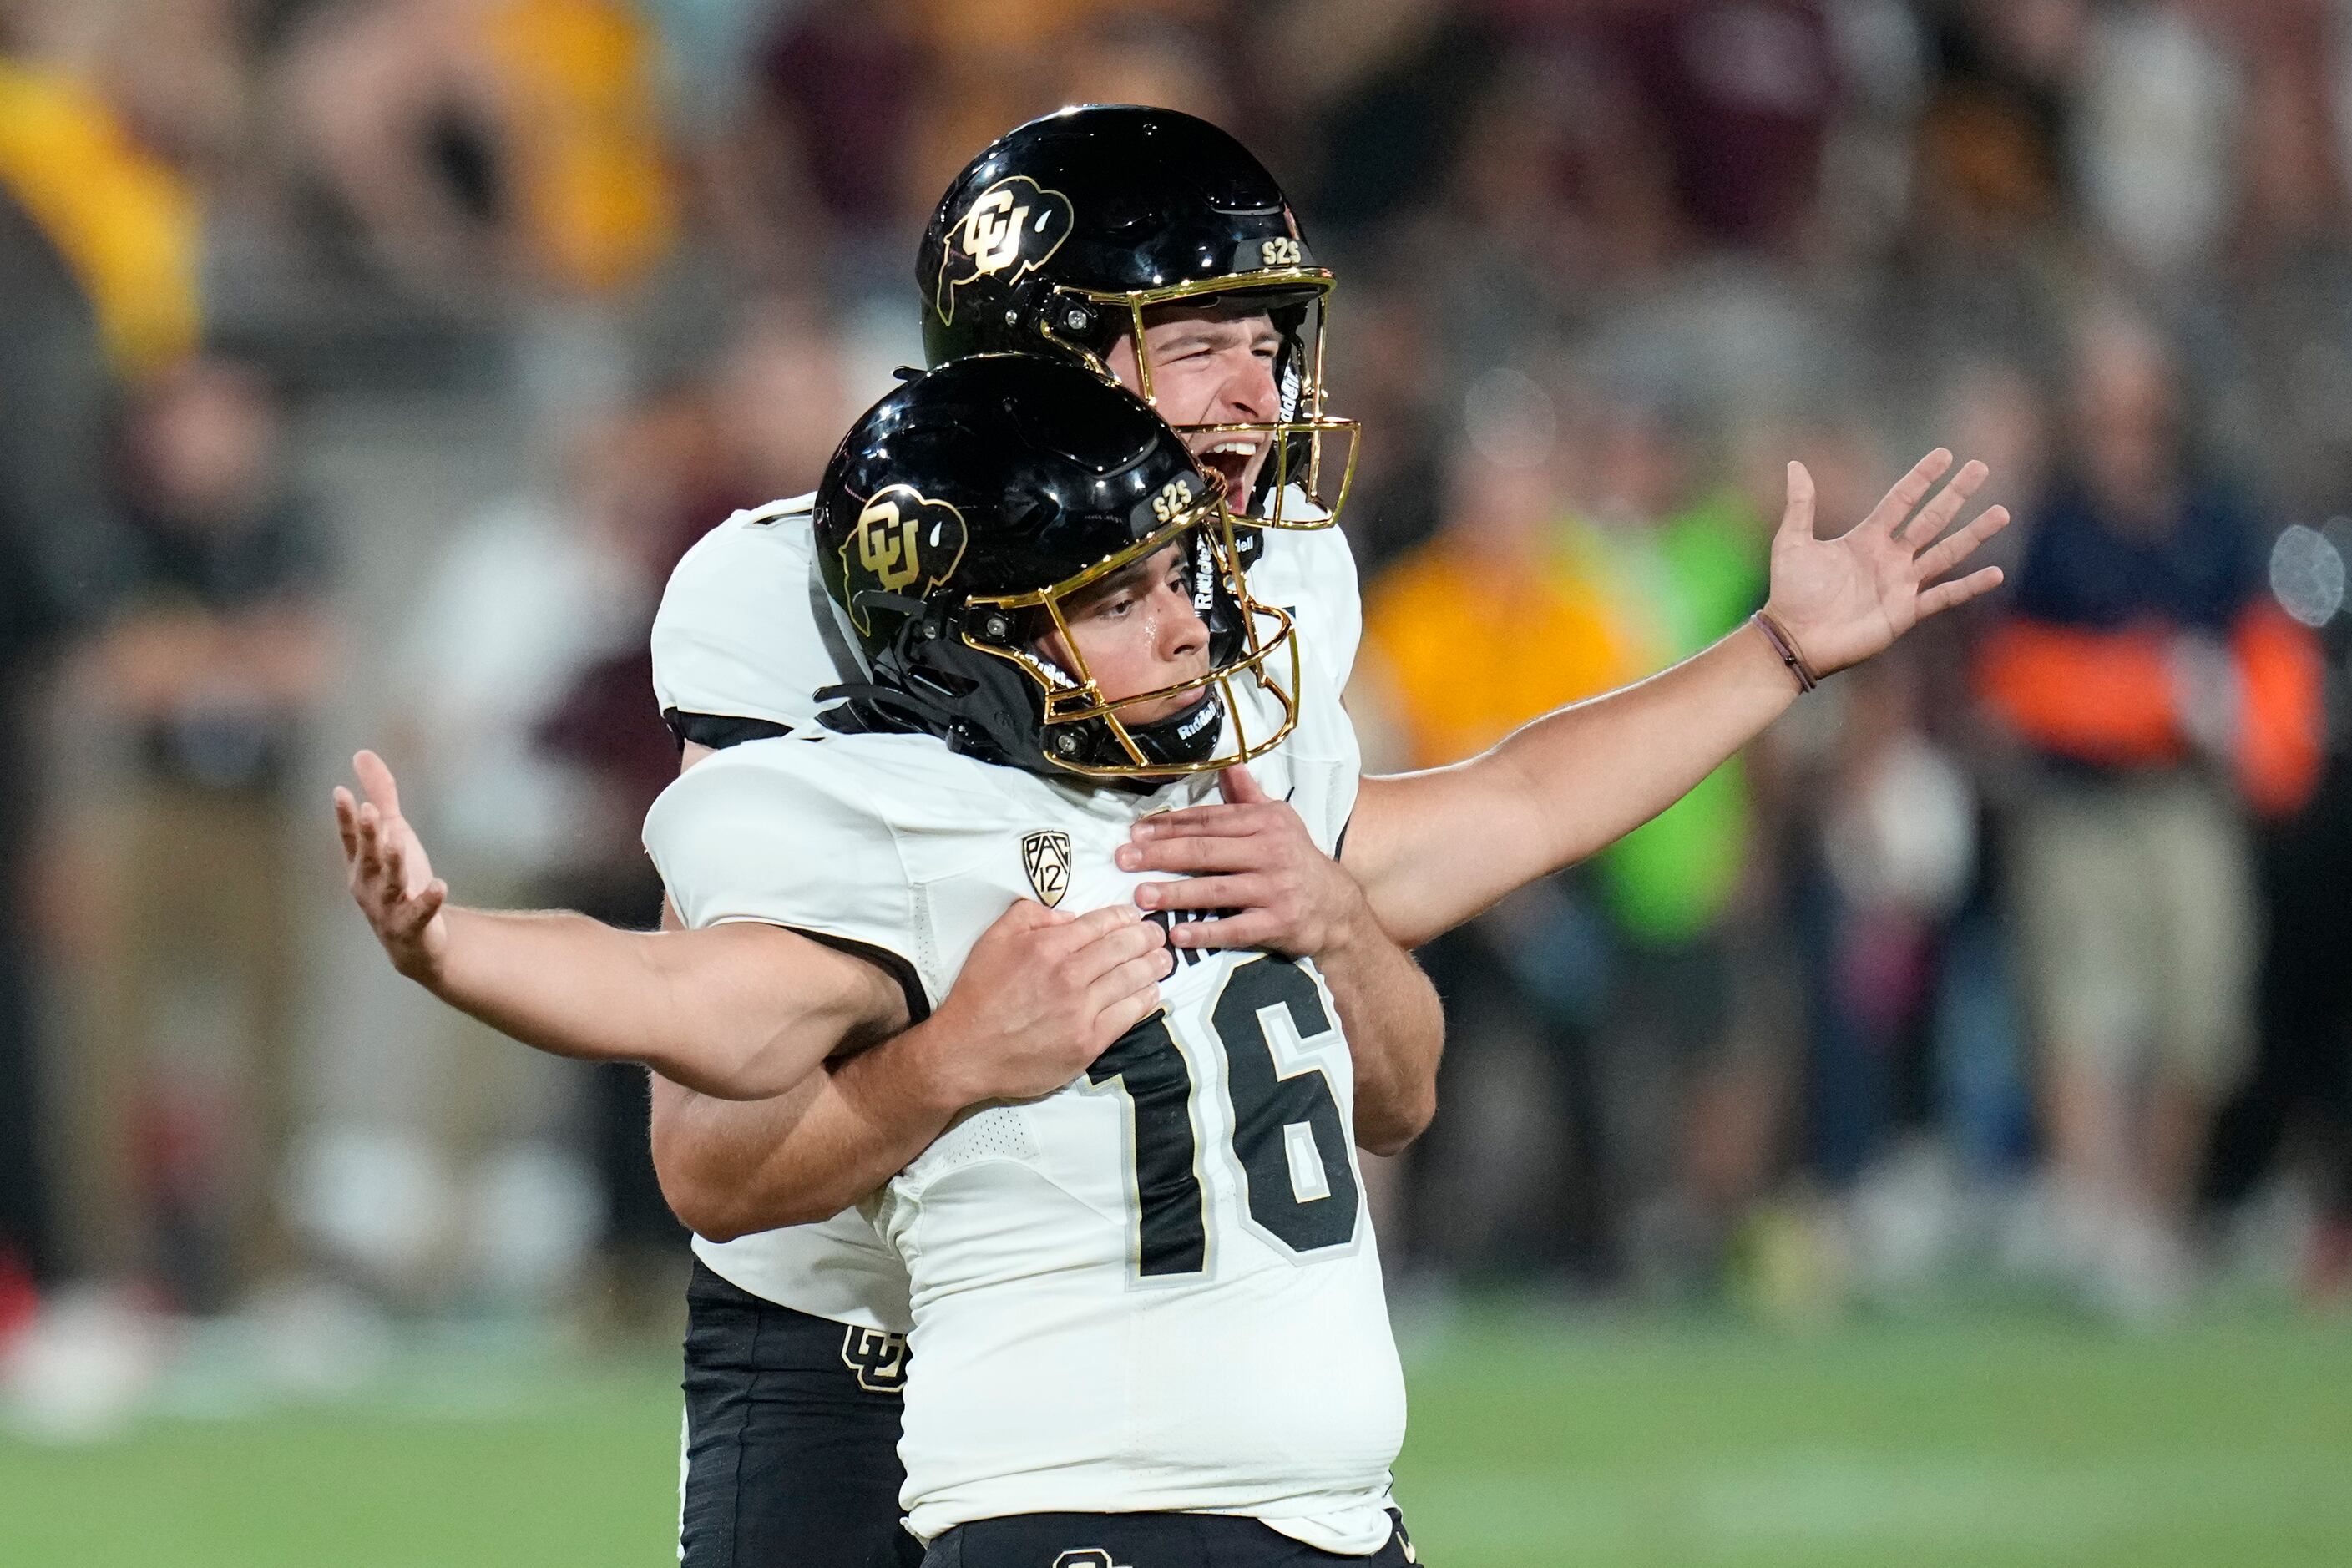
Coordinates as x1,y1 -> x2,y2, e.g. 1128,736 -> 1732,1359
1040,268 -> 1360,534
959,490 -> 1301,779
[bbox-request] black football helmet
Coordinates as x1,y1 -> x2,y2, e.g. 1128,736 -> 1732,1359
917,104 -> 1356,534
812,355 -> 1300,780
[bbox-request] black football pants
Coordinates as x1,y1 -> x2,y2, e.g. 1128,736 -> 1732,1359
679,1260 -> 924,1567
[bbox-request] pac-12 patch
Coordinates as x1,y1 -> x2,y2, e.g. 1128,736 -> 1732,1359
1022,830 -> 1072,908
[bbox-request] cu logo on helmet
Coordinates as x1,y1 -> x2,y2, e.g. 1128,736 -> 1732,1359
934,175 -> 1075,324
840,485 -> 969,634
856,497 -> 920,592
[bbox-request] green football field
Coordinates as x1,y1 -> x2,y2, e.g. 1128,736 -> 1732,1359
6,1308 -> 2349,1567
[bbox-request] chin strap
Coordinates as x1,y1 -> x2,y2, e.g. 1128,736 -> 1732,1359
816,680 -> 1024,768
817,681 -> 956,738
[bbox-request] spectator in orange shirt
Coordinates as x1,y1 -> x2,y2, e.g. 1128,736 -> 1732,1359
1977,311 -> 2322,1315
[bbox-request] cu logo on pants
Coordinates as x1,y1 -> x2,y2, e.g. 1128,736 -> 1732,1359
838,1325 -> 908,1393
1053,1554 -> 1131,1568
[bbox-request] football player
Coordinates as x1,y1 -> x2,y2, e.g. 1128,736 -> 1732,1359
647,354 -> 1415,1563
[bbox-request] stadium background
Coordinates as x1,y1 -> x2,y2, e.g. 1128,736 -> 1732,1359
1,0 -> 2349,1561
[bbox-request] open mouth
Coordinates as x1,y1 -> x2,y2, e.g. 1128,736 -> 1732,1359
1189,434 -> 1262,498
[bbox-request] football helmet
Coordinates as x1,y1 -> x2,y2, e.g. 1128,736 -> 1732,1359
813,355 -> 1300,780
918,104 -> 1355,534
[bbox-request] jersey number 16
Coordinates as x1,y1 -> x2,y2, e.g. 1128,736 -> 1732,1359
1085,953 -> 1361,1279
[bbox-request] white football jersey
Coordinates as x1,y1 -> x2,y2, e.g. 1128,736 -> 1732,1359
648,492 -> 1363,1335
645,653 -> 1403,1553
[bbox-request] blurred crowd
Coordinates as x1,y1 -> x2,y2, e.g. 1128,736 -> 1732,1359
3,0 -> 2351,1384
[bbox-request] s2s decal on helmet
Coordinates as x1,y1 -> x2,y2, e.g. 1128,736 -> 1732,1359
1132,472 -> 1205,531
839,484 -> 969,635
934,175 -> 1075,326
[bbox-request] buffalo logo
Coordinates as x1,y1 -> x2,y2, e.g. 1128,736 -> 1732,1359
839,485 -> 968,635
1053,1554 -> 1132,1568
934,175 -> 1075,325
838,1325 -> 908,1394
1022,831 -> 1072,908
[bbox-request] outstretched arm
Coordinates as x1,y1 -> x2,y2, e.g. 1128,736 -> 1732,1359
338,749 -> 1170,1230
335,750 -> 904,1099
1341,448 -> 2010,948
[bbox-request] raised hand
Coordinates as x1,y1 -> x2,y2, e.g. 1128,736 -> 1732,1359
1118,765 -> 1377,959
1762,449 -> 2011,678
333,749 -> 449,984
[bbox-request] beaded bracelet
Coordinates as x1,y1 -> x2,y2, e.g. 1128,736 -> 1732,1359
1752,609 -> 1820,694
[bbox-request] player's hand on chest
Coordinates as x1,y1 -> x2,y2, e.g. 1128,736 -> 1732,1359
1114,763 -> 1371,964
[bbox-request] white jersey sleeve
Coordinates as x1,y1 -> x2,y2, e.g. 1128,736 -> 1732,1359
641,736 -> 931,1333
650,495 -> 866,744
645,737 -> 933,1013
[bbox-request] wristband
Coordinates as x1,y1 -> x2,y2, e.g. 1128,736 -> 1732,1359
1752,610 -> 1819,693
